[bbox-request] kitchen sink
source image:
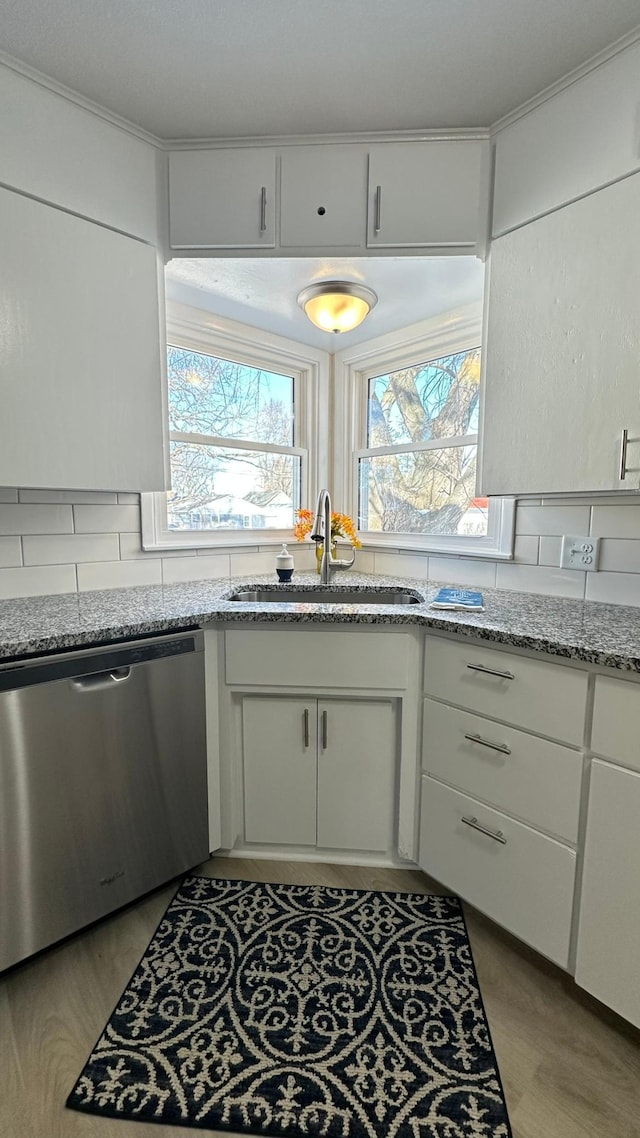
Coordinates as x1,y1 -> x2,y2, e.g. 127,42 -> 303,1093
227,588 -> 423,605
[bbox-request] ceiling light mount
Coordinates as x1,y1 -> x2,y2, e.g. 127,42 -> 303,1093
297,280 -> 378,334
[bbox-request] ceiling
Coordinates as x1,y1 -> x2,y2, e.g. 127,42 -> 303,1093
0,0 -> 639,139
165,257 -> 485,350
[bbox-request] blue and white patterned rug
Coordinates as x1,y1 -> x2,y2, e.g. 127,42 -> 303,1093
67,876 -> 511,1137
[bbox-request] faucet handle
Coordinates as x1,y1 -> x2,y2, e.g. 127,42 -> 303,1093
330,547 -> 357,571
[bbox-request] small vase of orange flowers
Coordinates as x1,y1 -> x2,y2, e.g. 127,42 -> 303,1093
294,508 -> 362,574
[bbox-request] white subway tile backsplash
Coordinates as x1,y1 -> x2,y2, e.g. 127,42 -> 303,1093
427,556 -> 497,588
0,564 -> 76,599
73,504 -> 140,533
590,505 -> 640,539
538,536 -> 563,566
513,535 -> 539,564
586,572 -> 640,606
22,533 -> 119,566
0,537 -> 22,568
0,504 -> 74,535
598,539 -> 640,573
77,559 -> 162,592
4,485 -> 640,606
374,551 -> 428,579
18,490 -> 118,504
515,505 -> 591,536
118,533 -> 194,560
161,555 -> 230,584
496,562 -> 586,599
230,551 -> 279,577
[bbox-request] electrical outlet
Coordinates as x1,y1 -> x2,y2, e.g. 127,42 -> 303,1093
560,535 -> 600,571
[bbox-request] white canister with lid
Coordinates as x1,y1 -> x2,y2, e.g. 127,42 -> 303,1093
275,544 -> 294,581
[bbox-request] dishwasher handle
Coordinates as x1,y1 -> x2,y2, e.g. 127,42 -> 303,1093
70,666 -> 132,691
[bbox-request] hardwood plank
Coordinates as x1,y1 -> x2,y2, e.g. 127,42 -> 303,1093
1,857 -> 639,1138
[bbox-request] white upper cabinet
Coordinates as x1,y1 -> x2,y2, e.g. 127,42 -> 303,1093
279,145 -> 367,248
367,140 -> 487,249
480,172 -> 640,497
168,149 -> 277,249
0,187 -> 167,492
167,139 -> 488,253
493,40 -> 640,237
0,66 -> 159,243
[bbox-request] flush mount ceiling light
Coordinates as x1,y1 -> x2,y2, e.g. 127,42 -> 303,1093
297,281 -> 378,333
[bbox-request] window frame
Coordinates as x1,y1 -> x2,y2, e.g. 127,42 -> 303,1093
333,304 -> 515,559
142,302 -> 328,551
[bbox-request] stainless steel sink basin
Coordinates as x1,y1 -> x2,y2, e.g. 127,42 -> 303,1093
228,588 -> 422,605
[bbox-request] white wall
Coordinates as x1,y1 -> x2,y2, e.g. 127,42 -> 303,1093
1,488 -> 639,606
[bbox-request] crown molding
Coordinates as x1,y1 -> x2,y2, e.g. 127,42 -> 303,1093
162,127 -> 490,151
0,49 -> 160,147
491,24 -> 640,135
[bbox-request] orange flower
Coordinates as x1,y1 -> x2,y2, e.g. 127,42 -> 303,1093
294,507 -> 362,548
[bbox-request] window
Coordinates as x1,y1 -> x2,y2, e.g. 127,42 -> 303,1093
166,345 -> 301,533
335,308 -> 514,558
142,305 -> 326,550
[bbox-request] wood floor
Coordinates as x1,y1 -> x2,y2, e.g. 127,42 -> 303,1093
1,856 -> 639,1138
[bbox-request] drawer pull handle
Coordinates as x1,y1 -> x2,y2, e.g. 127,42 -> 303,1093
464,732 -> 511,756
321,709 -> 328,750
466,662 -> 515,681
461,815 -> 507,844
303,708 -> 310,748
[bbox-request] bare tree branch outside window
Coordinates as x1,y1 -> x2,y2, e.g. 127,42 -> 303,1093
359,347 -> 488,537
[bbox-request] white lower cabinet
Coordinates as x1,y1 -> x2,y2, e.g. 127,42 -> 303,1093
242,695 -> 396,853
576,763 -> 640,1028
419,777 -> 576,967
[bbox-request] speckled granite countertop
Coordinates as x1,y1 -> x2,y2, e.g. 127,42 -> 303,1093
0,572 -> 640,671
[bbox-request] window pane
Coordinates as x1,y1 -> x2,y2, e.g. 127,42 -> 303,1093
358,446 -> 488,537
167,346 -> 294,445
167,441 -> 300,531
367,347 -> 481,447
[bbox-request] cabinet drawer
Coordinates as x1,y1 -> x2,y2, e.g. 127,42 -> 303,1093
225,629 -> 409,689
424,636 -> 588,744
591,675 -> 640,771
419,776 -> 576,967
423,700 -> 582,841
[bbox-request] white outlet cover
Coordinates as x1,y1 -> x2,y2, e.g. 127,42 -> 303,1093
560,535 -> 600,571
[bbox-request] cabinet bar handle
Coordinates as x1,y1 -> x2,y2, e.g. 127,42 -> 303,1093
464,732 -> 511,756
620,428 -> 629,480
303,708 -> 310,748
321,709 -> 328,749
461,815 -> 507,844
259,186 -> 267,233
466,662 -> 515,680
374,185 -> 382,234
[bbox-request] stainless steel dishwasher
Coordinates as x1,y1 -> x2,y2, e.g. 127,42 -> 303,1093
0,629 -> 209,972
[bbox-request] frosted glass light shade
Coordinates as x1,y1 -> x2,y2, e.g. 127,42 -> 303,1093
297,281 -> 378,333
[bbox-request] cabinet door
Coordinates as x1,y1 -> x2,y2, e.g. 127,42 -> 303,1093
317,699 -> 396,852
576,760 -> 640,1028
0,187 -> 166,492
280,146 -> 367,248
481,173 -> 640,496
367,141 -> 485,248
242,696 -> 316,845
168,149 -> 276,248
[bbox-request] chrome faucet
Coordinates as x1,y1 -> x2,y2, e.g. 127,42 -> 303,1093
310,488 -> 356,584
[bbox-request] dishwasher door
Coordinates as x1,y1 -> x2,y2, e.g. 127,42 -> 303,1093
0,630 -> 208,972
